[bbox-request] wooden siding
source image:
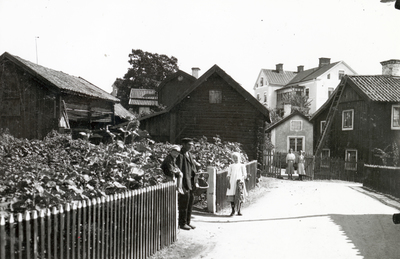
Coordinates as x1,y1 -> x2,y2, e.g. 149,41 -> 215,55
142,73 -> 267,160
313,82 -> 400,164
0,61 -> 58,139
158,76 -> 193,108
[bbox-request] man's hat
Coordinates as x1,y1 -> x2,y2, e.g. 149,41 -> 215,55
170,145 -> 181,152
181,138 -> 194,144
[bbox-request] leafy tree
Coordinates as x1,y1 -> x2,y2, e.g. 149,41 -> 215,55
281,93 -> 312,115
114,49 -> 179,108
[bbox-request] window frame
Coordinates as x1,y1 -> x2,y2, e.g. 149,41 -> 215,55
391,104 -> 400,130
263,92 -> 267,103
338,70 -> 345,80
321,148 -> 330,168
290,120 -> 303,131
320,120 -> 326,134
328,87 -> 334,98
287,136 -> 305,152
345,149 -> 358,171
209,90 -> 222,104
342,109 -> 354,131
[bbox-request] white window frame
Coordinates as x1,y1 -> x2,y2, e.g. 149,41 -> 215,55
287,136 -> 305,152
320,120 -> 326,134
256,93 -> 260,101
260,77 -> 264,86
342,109 -> 354,131
391,104 -> 400,130
321,149 -> 330,168
290,120 -> 303,131
264,92 -> 267,103
339,70 -> 345,80
328,87 -> 334,98
345,149 -> 358,170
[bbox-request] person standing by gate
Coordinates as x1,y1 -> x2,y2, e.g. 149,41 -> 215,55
176,138 -> 198,230
286,148 -> 296,180
226,152 -> 247,216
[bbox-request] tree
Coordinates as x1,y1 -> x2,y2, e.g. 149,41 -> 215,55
114,49 -> 179,108
281,93 -> 312,116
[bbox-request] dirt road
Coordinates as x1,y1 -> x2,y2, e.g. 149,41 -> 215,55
150,178 -> 400,259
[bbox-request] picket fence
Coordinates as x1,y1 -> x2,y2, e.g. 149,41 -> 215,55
0,181 -> 177,259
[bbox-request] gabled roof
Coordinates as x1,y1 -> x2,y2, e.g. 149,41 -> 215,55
156,69 -> 196,92
347,75 -> 400,102
310,75 -> 400,121
266,110 -> 310,132
286,62 -> 340,86
261,69 -> 297,86
128,88 -> 158,106
140,64 -> 271,122
0,52 -> 119,102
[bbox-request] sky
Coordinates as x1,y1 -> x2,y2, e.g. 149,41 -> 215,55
1,0 -> 399,95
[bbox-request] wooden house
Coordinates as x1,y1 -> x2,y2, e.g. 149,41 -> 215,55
310,59 -> 400,166
139,65 -> 271,160
157,69 -> 196,108
266,110 -> 313,154
0,52 -> 120,139
129,89 -> 158,114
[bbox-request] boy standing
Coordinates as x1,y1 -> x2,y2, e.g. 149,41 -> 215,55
161,145 -> 184,194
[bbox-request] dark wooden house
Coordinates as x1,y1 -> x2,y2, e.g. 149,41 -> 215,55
157,69 -> 196,108
139,65 -> 271,161
0,52 -> 120,139
310,59 -> 400,166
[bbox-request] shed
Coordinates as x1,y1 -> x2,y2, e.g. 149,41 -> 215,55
0,52 -> 119,139
139,65 -> 270,161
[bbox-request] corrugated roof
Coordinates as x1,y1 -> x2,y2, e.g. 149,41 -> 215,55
287,62 -> 340,86
129,89 -> 158,99
129,99 -> 158,106
114,103 -> 135,119
348,75 -> 400,102
261,69 -> 296,85
1,52 -> 119,102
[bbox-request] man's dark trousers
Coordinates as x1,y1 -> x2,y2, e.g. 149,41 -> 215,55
178,190 -> 194,226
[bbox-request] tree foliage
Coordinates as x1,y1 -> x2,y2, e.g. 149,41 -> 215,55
114,49 -> 179,108
281,93 -> 312,115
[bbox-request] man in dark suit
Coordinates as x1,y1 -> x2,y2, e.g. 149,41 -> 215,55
176,138 -> 198,230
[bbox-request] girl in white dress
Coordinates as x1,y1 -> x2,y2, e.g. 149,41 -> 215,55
226,152 -> 247,216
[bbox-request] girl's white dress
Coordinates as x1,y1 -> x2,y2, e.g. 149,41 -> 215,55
226,163 -> 248,198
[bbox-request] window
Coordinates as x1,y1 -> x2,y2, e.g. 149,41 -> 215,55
392,104 -> 400,130
290,120 -> 302,131
339,70 -> 345,80
260,77 -> 264,86
345,149 -> 357,170
321,149 -> 330,168
327,74 -> 330,79
328,87 -> 334,98
320,120 -> 326,134
256,93 -> 260,101
342,109 -> 354,130
288,136 -> 304,152
209,90 -> 222,103
305,88 -> 309,97
263,92 -> 267,103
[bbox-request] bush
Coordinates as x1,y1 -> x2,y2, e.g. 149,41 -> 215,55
0,130 -> 247,216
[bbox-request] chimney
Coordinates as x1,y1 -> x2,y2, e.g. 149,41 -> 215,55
192,67 -> 200,79
380,59 -> 400,77
275,63 -> 283,73
319,57 -> 331,67
297,65 -> 304,73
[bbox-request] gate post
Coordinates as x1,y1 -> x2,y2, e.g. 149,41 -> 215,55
207,166 -> 216,214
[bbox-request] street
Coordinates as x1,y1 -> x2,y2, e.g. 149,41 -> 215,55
180,179 -> 400,259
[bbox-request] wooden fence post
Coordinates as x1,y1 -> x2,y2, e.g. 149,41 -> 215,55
207,166 -> 216,214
